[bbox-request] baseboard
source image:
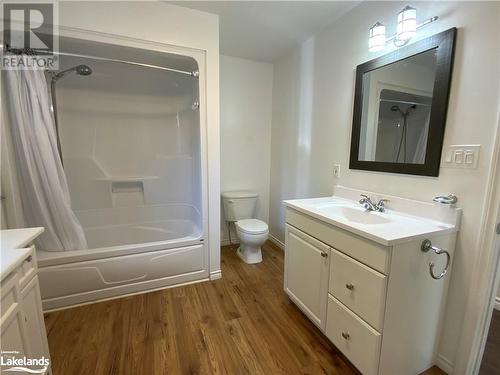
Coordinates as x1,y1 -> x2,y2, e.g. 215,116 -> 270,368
221,238 -> 239,246
269,234 -> 285,250
495,297 -> 500,311
222,236 -> 283,250
210,270 -> 222,280
435,353 -> 454,374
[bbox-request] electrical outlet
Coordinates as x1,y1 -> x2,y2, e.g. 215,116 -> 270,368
333,164 -> 341,178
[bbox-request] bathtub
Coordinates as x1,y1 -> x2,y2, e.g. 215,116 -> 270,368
84,219 -> 199,249
36,204 -> 208,311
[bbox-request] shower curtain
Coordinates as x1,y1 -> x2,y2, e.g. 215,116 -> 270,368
412,110 -> 431,164
5,68 -> 87,251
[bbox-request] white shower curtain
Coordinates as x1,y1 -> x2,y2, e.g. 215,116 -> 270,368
412,110 -> 431,164
5,68 -> 87,251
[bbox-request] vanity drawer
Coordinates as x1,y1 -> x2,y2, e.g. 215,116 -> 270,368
286,208 -> 390,274
329,249 -> 387,331
326,295 -> 381,375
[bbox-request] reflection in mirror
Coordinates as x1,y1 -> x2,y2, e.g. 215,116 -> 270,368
358,49 -> 437,164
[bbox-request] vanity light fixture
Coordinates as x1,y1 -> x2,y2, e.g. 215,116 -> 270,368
369,5 -> 438,51
368,22 -> 386,52
395,5 -> 417,46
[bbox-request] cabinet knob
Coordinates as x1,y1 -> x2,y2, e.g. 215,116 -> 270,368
341,331 -> 350,340
345,283 -> 355,290
321,251 -> 328,258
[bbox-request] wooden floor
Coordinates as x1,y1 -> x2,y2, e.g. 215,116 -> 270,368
44,242 -> 444,375
479,309 -> 500,375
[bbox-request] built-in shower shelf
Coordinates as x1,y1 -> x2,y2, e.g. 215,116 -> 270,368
94,176 -> 160,182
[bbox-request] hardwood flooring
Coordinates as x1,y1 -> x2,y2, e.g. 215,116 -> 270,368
44,242 -> 445,375
479,309 -> 500,375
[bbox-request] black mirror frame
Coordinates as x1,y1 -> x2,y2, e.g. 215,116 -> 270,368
349,27 -> 457,177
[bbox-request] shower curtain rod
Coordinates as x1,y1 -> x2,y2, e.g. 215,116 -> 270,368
2,45 -> 199,77
379,98 -> 431,107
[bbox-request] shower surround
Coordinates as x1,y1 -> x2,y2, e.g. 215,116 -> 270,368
33,35 -> 209,310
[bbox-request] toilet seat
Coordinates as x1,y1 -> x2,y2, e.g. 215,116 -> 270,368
235,219 -> 268,235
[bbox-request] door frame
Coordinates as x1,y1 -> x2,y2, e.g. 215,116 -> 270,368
1,76 -> 26,229
455,114 -> 500,374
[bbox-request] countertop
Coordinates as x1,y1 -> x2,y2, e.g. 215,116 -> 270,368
284,188 -> 461,246
1,227 -> 44,280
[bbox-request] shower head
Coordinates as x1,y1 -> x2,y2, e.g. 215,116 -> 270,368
75,65 -> 92,76
390,104 -> 416,116
52,64 -> 92,81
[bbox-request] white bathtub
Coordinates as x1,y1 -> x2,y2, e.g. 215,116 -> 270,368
36,204 -> 208,311
84,219 -> 198,248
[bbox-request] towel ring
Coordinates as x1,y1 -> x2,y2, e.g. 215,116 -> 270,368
421,239 -> 451,280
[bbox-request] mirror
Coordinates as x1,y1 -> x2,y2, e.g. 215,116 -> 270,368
350,28 -> 456,176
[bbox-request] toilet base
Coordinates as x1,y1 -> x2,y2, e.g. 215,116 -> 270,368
237,245 -> 263,264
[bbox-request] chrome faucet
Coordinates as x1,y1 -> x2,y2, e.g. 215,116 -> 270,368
359,194 -> 388,212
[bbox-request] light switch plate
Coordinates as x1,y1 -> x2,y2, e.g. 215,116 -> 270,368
442,145 -> 480,169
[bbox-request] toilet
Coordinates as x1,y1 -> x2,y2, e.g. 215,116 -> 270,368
222,191 -> 269,264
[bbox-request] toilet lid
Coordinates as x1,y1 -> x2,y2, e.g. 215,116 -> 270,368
236,219 -> 268,234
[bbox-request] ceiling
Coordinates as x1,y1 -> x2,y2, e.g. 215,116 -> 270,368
169,1 -> 360,62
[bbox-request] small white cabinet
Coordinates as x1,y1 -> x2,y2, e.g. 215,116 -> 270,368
1,242 -> 51,374
284,206 -> 456,375
284,225 -> 330,330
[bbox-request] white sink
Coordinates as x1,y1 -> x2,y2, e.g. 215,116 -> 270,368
315,204 -> 391,225
284,186 -> 461,246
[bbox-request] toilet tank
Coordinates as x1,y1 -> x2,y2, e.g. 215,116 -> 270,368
222,191 -> 258,222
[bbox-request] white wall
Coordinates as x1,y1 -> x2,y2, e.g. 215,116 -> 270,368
220,55 -> 273,243
270,1 -> 500,369
56,1 -> 221,275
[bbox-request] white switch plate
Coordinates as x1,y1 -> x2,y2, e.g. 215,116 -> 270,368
442,145 -> 480,169
333,164 -> 341,178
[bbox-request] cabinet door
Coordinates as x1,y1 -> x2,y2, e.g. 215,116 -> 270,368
20,275 -> 51,362
285,225 -> 330,330
1,305 -> 29,353
1,275 -> 30,368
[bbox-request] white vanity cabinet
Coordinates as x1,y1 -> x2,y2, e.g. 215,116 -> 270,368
284,200 -> 458,375
1,229 -> 51,374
